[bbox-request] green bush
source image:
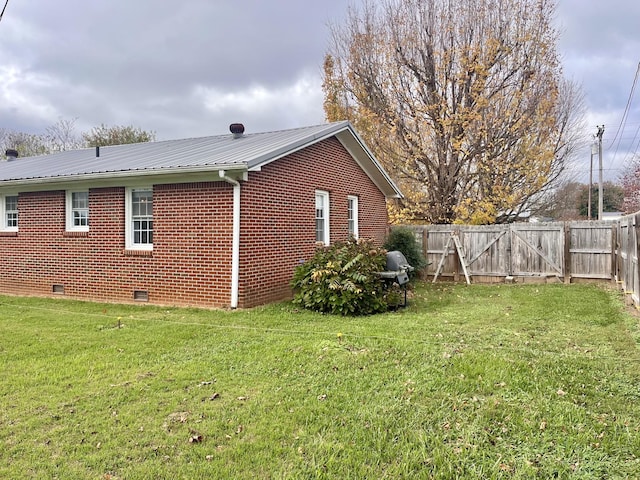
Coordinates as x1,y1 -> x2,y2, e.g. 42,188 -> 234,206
291,239 -> 390,315
383,227 -> 427,275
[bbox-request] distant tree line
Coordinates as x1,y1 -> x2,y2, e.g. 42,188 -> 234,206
0,118 -> 156,159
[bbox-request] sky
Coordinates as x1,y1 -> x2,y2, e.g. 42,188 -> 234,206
0,0 -> 639,182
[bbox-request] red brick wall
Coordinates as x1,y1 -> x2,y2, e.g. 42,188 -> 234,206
0,137 -> 389,308
0,184 -> 235,307
237,137 -> 389,307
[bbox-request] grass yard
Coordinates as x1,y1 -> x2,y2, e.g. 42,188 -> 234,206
1,282 -> 640,479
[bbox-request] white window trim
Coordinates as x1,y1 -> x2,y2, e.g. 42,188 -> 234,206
315,190 -> 330,246
348,195 -> 359,239
66,190 -> 89,232
125,187 -> 153,251
0,194 -> 18,232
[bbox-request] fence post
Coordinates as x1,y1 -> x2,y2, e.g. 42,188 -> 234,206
635,214 -> 640,303
611,224 -> 617,282
563,222 -> 571,284
453,227 -> 460,282
506,225 -> 513,277
422,228 -> 429,280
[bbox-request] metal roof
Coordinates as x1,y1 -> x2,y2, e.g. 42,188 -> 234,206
0,121 -> 402,198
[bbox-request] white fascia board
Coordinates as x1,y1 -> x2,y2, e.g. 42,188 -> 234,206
0,165 -> 248,192
247,123 -> 351,172
335,127 -> 403,199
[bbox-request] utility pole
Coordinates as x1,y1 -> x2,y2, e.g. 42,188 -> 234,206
596,125 -> 605,220
589,138 -> 597,220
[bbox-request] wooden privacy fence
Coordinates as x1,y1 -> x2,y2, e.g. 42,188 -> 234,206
402,216 -> 640,307
616,213 -> 640,306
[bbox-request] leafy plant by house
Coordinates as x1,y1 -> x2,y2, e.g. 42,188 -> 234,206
291,239 -> 390,315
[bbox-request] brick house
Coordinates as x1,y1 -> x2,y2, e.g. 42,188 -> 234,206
0,121 -> 402,309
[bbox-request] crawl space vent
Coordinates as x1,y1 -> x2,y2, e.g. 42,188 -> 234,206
133,290 -> 149,302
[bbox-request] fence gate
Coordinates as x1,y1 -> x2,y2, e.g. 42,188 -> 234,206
509,224 -> 565,278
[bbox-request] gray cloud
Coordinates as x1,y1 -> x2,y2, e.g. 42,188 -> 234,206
1,0 -> 638,182
1,0 -> 349,137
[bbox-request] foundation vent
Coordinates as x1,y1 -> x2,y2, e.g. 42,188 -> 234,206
133,290 -> 149,302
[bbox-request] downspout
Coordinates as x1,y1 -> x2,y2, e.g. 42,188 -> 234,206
219,170 -> 241,309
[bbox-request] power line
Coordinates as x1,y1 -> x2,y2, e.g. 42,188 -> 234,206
0,0 -> 9,24
607,61 -> 640,152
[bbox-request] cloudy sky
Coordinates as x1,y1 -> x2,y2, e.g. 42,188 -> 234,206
1,0 -> 639,181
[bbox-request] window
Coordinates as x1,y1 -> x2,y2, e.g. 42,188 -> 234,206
315,190 -> 329,245
348,195 -> 359,239
66,191 -> 89,231
126,187 -> 153,250
1,195 -> 18,231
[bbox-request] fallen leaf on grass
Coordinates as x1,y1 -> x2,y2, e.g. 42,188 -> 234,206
557,389 -> 567,396
163,411 -> 190,430
188,434 -> 203,444
166,411 -> 189,423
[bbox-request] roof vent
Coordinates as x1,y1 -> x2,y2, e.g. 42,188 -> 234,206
229,123 -> 245,139
5,149 -> 18,161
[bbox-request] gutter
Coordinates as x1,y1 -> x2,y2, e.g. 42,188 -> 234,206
219,170 -> 242,309
0,165 -> 248,189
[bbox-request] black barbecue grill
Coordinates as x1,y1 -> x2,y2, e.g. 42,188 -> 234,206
379,251 -> 414,307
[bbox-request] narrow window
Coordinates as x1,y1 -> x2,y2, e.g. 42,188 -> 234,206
66,191 -> 89,231
126,187 -> 153,250
4,195 -> 18,231
315,190 -> 330,245
348,195 -> 359,239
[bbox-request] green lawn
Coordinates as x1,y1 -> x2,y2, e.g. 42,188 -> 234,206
1,282 -> 640,479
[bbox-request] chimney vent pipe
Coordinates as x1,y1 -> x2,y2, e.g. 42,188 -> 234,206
229,123 -> 245,139
5,149 -> 18,161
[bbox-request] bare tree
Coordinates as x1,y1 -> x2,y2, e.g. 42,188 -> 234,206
45,117 -> 83,152
324,0 -> 585,224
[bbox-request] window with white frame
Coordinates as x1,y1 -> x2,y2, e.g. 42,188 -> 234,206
315,190 -> 330,245
66,191 -> 89,231
1,194 -> 18,231
348,195 -> 359,239
125,187 -> 153,250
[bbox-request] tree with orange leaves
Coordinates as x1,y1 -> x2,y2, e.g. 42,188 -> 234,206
323,0 -> 584,224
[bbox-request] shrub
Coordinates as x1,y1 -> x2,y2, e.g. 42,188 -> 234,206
383,227 -> 427,275
291,239 -> 390,315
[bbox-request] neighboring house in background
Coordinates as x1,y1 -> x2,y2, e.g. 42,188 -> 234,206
601,211 -> 624,221
0,121 -> 402,308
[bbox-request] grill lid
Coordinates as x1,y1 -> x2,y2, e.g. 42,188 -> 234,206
386,250 -> 413,272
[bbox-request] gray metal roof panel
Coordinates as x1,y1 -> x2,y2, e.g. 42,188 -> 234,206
0,122 -> 346,180
0,121 -> 403,197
